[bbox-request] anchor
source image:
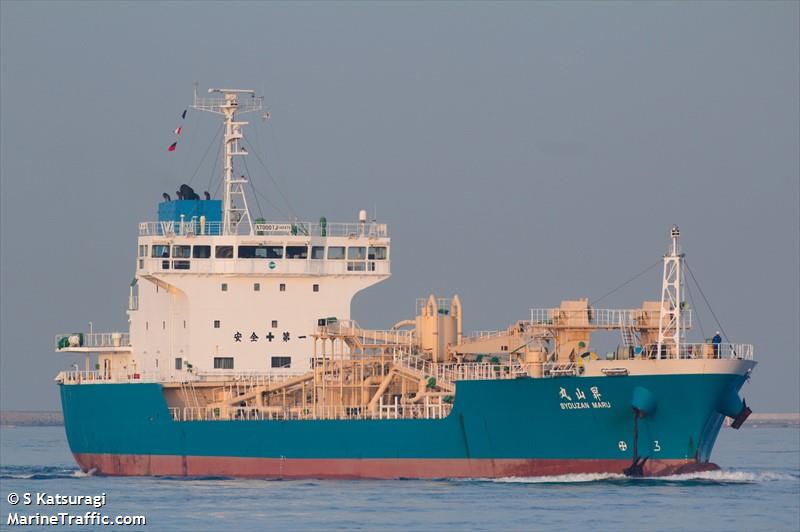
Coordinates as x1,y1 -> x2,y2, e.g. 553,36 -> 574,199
730,398 -> 752,430
623,407 -> 649,477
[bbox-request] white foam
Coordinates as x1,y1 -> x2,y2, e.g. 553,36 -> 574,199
655,470 -> 797,482
464,470 -> 796,484
479,473 -> 627,483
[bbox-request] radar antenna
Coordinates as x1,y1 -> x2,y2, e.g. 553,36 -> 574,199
192,87 -> 264,235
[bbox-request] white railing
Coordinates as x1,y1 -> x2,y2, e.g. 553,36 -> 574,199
635,342 -> 754,361
392,352 -> 440,379
192,370 -> 306,385
415,297 -> 454,316
321,320 -> 415,345
128,295 -> 138,311
138,220 -> 388,238
528,308 -> 692,329
54,332 -> 131,351
441,362 -> 526,381
192,96 -> 263,114
168,401 -> 453,422
467,330 -> 507,341
57,367 -> 304,386
55,370 -> 160,384
391,353 -> 526,384
56,370 -> 102,383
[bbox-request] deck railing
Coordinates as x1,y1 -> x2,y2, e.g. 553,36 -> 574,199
168,400 -> 453,422
55,370 -> 160,384
634,342 -> 754,361
320,320 -> 415,345
528,308 -> 692,329
54,332 -> 131,351
138,220 -> 388,238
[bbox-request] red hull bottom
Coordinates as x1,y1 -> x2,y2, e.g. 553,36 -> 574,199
74,453 -> 719,479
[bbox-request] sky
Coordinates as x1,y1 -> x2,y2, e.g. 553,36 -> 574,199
1,1 -> 798,412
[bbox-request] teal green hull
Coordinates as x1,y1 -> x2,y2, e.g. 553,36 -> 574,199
59,373 -> 749,477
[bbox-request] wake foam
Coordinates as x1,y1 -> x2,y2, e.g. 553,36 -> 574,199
0,465 -> 85,480
490,473 -> 626,483
654,470 -> 797,483
466,470 -> 796,484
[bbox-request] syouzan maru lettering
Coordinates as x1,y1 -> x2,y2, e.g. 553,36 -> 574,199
559,386 -> 612,410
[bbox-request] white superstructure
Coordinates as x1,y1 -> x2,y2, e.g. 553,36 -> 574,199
83,88 -> 390,380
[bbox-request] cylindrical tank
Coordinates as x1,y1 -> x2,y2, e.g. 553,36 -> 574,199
416,295 -> 438,354
525,348 -> 546,378
439,312 -> 457,363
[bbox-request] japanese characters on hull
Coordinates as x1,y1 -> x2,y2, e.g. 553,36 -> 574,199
558,385 -> 612,410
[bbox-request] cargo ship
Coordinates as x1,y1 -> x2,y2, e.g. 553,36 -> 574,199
55,87 -> 755,478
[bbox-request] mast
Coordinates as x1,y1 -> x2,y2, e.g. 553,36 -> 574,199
192,87 -> 264,235
656,225 -> 684,358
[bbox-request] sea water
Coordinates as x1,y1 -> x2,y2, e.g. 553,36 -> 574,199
1,425 -> 797,531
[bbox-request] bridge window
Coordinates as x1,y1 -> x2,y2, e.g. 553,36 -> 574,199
215,246 -> 233,258
254,283 -> 260,291
347,247 -> 366,260
238,245 -> 283,259
286,246 -> 308,259
214,320 -> 220,328
279,283 -> 286,292
271,356 -> 291,369
327,246 -> 345,260
368,246 -> 387,260
192,245 -> 211,258
213,357 -> 234,370
152,245 -> 169,258
174,260 -> 190,270
238,246 -> 268,259
138,245 -> 148,257
313,284 -> 319,292
221,283 -> 228,291
311,246 -> 325,259
173,245 -> 191,258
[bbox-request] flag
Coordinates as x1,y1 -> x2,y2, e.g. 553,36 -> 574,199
173,126 -> 182,135
168,142 -> 177,152
181,109 -> 187,119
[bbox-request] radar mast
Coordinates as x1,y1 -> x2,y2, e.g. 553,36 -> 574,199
192,87 -> 264,235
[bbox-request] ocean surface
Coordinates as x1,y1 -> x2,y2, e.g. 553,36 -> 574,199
0,426 -> 798,531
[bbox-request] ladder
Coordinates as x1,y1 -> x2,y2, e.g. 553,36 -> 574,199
619,315 -> 637,348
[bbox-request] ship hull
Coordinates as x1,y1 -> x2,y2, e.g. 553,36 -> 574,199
71,454 -> 716,478
59,371 -> 751,479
